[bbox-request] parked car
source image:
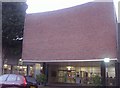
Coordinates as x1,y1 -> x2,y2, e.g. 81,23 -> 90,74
0,74 -> 38,88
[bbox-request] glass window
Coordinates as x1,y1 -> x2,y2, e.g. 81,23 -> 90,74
25,76 -> 37,83
0,74 -> 9,82
7,74 -> 17,81
17,76 -> 21,81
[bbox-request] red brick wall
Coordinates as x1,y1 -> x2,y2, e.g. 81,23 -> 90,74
22,2 -> 117,62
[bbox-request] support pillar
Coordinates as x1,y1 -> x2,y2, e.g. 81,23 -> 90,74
101,61 -> 106,87
27,65 -> 29,76
10,65 -> 13,74
116,23 -> 120,87
115,62 -> 120,87
43,62 -> 48,84
0,2 -> 2,75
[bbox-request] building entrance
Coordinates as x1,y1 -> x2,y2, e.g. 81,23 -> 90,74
57,66 -> 101,84
58,69 -> 76,83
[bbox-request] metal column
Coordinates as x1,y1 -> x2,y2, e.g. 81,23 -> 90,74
101,61 -> 106,87
43,62 -> 48,85
116,23 -> 120,87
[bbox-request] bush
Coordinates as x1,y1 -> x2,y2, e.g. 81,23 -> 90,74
36,74 -> 47,85
92,75 -> 101,86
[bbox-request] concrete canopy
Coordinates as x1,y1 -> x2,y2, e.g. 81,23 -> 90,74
22,2 -> 117,62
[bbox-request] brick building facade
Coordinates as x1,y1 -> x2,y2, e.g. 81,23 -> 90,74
22,2 -> 117,86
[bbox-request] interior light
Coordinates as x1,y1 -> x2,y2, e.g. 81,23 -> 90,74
20,66 -> 23,69
40,67 -> 43,70
4,64 -> 8,68
23,66 -> 27,69
67,66 -> 72,70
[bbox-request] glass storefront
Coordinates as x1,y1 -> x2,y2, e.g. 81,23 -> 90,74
3,64 -> 34,76
57,67 -> 115,86
48,61 -> 116,86
57,66 -> 101,84
3,61 -> 116,86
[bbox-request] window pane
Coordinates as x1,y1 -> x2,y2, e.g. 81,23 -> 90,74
17,76 -> 21,81
26,76 -> 36,83
0,74 -> 9,82
7,74 -> 17,81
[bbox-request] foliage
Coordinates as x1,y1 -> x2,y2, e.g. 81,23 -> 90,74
2,2 -> 27,45
2,2 -> 27,59
92,75 -> 101,86
36,74 -> 47,85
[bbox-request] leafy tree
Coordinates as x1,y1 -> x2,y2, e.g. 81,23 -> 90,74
2,2 -> 27,59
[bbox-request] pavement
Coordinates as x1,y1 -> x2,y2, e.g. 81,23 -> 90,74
38,86 -> 117,88
38,84 -> 82,88
38,84 -> 117,88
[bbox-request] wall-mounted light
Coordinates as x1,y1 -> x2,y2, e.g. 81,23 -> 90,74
104,58 -> 110,63
19,59 -> 22,62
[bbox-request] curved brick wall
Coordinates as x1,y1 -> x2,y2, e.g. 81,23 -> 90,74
23,2 -> 117,62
